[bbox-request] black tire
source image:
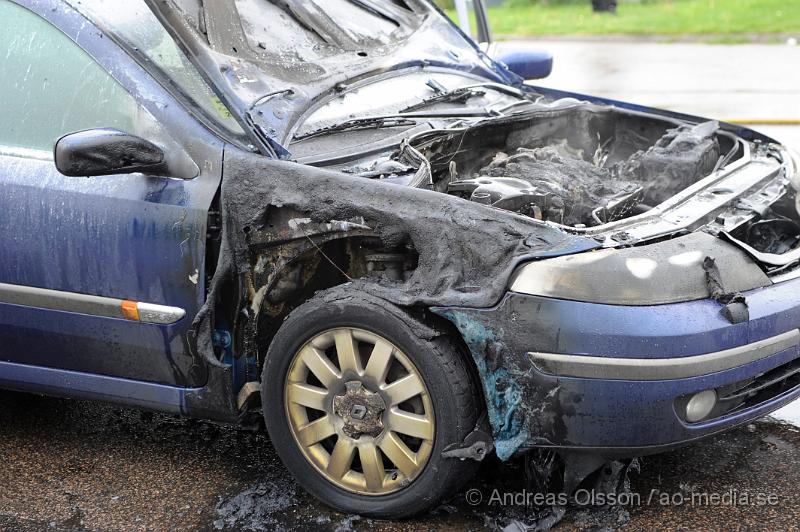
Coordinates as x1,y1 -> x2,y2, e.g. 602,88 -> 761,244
261,286 -> 483,518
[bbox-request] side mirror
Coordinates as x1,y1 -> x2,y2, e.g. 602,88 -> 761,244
457,0 -> 553,80
486,42 -> 554,80
54,128 -> 169,177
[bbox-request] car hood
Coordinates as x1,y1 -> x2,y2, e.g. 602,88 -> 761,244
144,0 -> 515,154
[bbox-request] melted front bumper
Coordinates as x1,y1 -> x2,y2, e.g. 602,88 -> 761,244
434,275 -> 800,458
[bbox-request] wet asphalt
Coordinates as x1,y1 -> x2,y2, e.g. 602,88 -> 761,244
4,41 -> 800,531
0,389 -> 799,531
530,39 -> 800,124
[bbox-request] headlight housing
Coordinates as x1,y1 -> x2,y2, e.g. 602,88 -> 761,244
509,232 -> 770,305
787,146 -> 800,191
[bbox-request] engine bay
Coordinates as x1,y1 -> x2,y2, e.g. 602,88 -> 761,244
293,100 -> 800,271
299,103 -> 736,227
421,110 -> 723,227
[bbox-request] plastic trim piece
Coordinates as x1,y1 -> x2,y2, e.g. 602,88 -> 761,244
0,282 -> 186,324
529,329 -> 800,380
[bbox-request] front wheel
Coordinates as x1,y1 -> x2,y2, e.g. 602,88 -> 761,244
261,287 -> 483,518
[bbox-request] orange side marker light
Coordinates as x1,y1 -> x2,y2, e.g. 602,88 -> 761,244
121,300 -> 140,321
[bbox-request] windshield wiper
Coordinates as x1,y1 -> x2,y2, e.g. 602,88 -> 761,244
293,108 -> 502,142
401,81 -> 535,114
293,117 -> 418,141
400,87 -> 487,113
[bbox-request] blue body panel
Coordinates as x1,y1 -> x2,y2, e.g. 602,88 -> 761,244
0,0 -> 224,389
0,302 -> 189,384
512,277 -> 800,359
0,359 -> 194,414
0,154 -> 209,385
0,153 -> 204,303
436,277 -> 800,456
557,346 -> 799,449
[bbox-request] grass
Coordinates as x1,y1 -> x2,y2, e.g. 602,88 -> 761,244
442,0 -> 800,37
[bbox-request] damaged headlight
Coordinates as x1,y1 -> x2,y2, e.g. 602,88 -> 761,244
779,146 -> 800,217
508,232 -> 771,305
787,146 -> 800,191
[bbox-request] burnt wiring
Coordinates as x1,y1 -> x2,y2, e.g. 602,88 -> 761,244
745,217 -> 800,255
299,228 -> 353,281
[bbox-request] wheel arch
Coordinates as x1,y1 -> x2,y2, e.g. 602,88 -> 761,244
228,206 -> 490,440
258,284 -> 488,516
256,281 -> 491,437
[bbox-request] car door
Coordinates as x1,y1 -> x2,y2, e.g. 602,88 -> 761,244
0,0 -> 227,388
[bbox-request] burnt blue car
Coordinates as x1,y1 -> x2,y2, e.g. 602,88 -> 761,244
2,0 -> 800,518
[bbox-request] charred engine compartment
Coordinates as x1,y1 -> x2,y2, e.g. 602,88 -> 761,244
739,215 -> 800,255
301,103 -> 747,229
301,104 -> 743,227
408,106 -> 730,227
445,122 -> 720,226
724,190 -> 800,273
299,101 -> 800,273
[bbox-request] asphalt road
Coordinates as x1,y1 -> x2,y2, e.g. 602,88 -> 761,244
0,389 -> 799,531
3,41 -> 800,531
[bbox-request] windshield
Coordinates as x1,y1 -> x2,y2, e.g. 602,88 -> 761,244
292,70 -> 524,140
141,0 -> 510,149
68,0 -> 248,140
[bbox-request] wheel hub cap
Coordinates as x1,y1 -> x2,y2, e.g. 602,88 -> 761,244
284,327 -> 435,495
333,381 -> 386,438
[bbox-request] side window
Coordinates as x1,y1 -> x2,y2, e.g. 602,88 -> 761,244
71,0 -> 247,138
0,0 -> 141,154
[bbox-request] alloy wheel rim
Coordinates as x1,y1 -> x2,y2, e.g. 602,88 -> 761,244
284,327 -> 435,495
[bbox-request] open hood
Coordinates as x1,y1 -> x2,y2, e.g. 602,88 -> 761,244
145,0 -> 514,153
143,1 -> 799,272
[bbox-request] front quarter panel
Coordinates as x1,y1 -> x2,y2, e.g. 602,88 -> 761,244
188,148 -> 597,418
434,276 -> 800,458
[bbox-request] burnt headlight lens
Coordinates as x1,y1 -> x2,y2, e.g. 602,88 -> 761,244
508,233 -> 769,305
508,247 -> 706,305
788,147 -> 800,191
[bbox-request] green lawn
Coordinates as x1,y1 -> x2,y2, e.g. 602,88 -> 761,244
442,0 -> 800,37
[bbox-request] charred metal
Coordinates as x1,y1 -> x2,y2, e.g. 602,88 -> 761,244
115,0 -> 800,499
194,95 -> 800,463
7,0 -> 800,521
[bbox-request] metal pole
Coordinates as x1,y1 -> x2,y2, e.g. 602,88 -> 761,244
473,0 -> 492,43
454,0 -> 472,37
